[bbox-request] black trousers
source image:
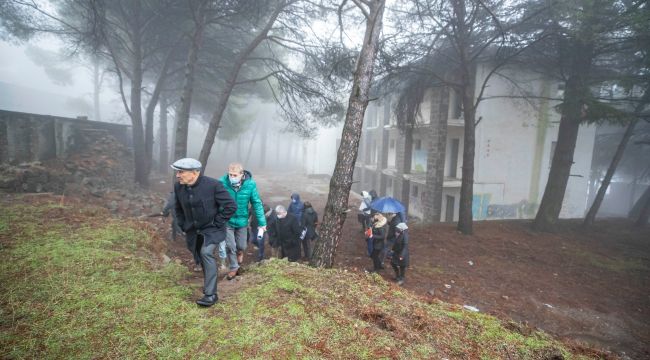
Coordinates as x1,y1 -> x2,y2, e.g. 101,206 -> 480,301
371,248 -> 384,270
392,264 -> 406,280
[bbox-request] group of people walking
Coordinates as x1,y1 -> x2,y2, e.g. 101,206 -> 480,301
358,189 -> 410,286
167,158 -> 318,307
166,157 -> 408,307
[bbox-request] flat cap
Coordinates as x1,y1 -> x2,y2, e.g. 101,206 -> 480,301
170,158 -> 202,171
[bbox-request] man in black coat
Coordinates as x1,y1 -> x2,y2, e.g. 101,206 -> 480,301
273,205 -> 301,262
172,158 -> 237,307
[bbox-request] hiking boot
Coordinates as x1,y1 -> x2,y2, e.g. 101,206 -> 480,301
196,294 -> 218,307
237,250 -> 244,264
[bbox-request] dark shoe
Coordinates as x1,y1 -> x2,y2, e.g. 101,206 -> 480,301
226,269 -> 238,280
196,294 -> 217,307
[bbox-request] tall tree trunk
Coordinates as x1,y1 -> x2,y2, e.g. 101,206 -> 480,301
244,121 -> 261,165
401,126 -> 414,213
457,82 -> 476,234
144,46 -> 175,177
130,7 -> 148,186
635,186 -> 650,227
174,1 -> 207,160
158,95 -> 169,173
583,87 -> 649,226
310,0 -> 386,268
260,119 -> 268,169
583,120 -> 638,226
533,40 -> 593,231
454,0 -> 477,235
198,4 -> 285,169
93,57 -> 101,122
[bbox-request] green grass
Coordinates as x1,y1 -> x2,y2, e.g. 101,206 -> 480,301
570,247 -> 648,273
0,200 -> 599,359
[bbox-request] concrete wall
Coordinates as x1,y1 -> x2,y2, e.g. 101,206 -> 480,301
354,63 -> 598,223
0,110 -> 132,164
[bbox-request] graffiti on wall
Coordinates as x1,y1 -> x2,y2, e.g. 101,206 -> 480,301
473,193 -> 537,220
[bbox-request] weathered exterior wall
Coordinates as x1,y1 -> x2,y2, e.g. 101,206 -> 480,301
353,64 -> 597,223
0,110 -> 132,164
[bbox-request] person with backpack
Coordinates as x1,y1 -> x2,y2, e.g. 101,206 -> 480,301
300,201 -> 319,259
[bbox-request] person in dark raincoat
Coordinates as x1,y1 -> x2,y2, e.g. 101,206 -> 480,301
274,205 -> 301,262
382,213 -> 401,260
172,158 -> 237,307
287,193 -> 305,223
390,223 -> 410,286
264,205 -> 281,258
300,201 -> 319,259
368,213 -> 388,272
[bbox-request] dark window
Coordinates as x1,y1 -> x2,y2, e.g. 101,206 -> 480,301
445,195 -> 455,222
449,138 -> 459,178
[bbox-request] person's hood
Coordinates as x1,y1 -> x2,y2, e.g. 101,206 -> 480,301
369,190 -> 378,200
291,193 -> 301,202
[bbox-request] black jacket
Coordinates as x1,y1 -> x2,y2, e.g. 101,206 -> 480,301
275,213 -> 301,261
301,207 -> 318,239
391,230 -> 409,267
174,176 -> 237,235
372,223 -> 387,248
386,215 -> 401,244
265,210 -> 279,247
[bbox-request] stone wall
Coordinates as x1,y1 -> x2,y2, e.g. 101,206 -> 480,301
0,110 -> 132,164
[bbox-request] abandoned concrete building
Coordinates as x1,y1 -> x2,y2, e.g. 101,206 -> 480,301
351,65 -> 597,223
0,110 -> 132,164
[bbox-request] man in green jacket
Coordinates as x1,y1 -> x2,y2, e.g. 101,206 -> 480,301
220,163 -> 267,279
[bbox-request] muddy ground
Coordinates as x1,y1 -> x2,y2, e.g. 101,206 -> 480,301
151,171 -> 649,359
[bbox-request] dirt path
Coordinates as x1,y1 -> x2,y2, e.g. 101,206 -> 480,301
156,171 -> 650,359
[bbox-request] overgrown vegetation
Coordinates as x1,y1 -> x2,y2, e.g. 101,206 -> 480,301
0,199 -> 598,359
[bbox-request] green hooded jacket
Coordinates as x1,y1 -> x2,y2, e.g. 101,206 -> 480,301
219,170 -> 267,228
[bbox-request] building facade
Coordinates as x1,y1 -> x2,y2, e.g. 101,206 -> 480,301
353,65 -> 597,223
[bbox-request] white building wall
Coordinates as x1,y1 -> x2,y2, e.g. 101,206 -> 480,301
465,64 -> 596,220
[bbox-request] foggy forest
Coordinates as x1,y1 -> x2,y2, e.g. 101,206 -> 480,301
1,0 -> 649,359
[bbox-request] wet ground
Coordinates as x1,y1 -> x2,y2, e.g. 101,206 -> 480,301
157,171 -> 650,359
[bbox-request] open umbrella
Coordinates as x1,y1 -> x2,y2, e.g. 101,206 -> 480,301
370,196 -> 405,214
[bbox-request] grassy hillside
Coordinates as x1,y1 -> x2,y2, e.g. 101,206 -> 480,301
0,198 -> 599,359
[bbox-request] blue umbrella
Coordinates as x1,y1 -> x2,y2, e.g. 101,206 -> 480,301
370,197 -> 405,214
